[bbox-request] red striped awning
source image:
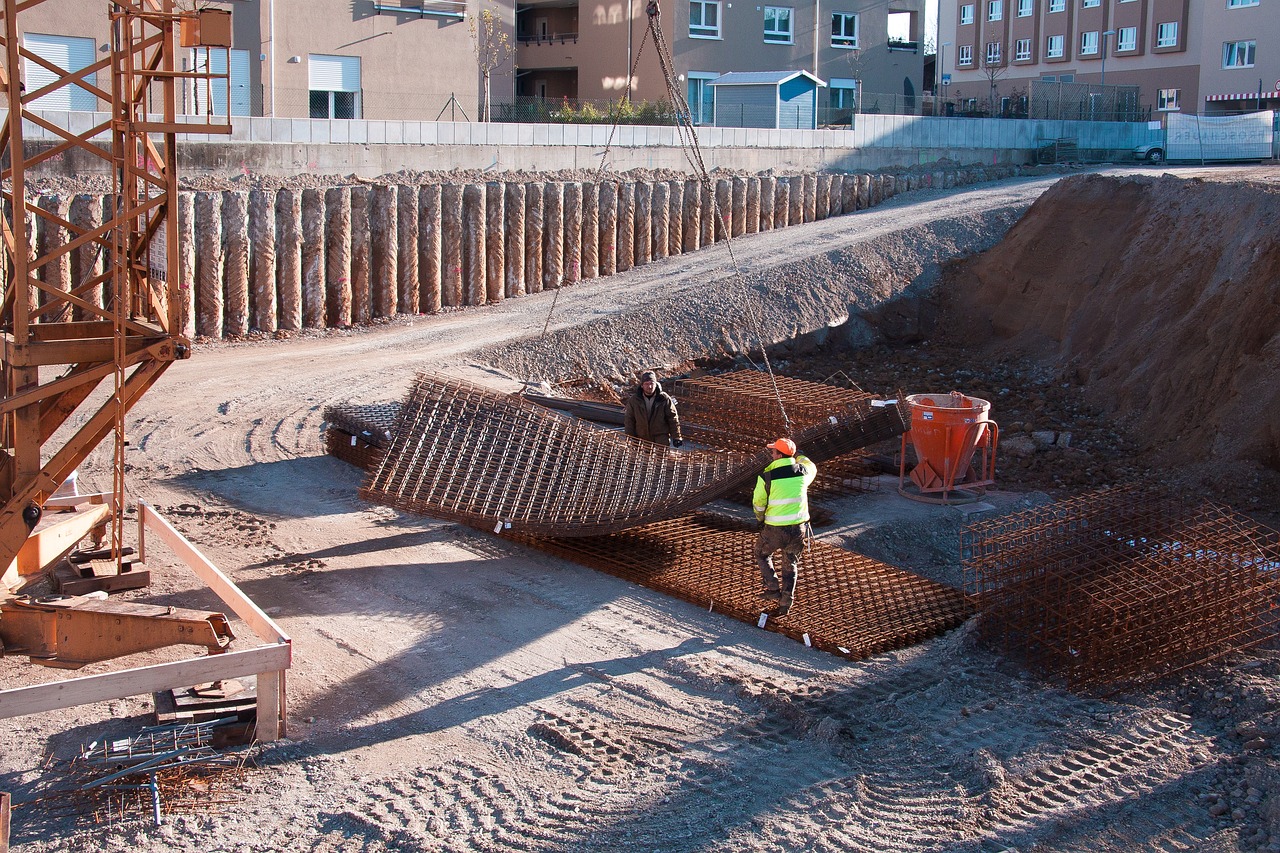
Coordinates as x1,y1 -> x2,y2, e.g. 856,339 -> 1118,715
1206,90 -> 1279,101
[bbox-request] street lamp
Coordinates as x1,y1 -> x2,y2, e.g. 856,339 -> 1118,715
942,40 -> 952,114
1100,29 -> 1115,86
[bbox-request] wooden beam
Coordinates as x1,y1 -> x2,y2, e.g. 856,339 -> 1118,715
4,501 -> 110,583
138,503 -> 291,645
0,643 -> 290,719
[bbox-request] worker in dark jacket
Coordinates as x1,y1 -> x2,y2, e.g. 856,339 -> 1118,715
623,370 -> 683,447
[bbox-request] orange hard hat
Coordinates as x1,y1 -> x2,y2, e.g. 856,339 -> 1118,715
767,438 -> 796,456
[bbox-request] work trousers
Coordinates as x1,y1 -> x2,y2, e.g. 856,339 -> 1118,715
755,522 -> 809,594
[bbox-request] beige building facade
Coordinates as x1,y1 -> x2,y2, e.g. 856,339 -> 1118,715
11,0 -> 510,121
938,0 -> 1280,117
516,0 -> 929,124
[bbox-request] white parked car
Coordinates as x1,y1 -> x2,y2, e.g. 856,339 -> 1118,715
1133,143 -> 1165,162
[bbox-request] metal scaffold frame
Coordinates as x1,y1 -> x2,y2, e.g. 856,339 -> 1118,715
0,0 -> 229,576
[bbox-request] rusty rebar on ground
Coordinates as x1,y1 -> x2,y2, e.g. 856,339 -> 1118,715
519,512 -> 972,658
963,484 -> 1280,689
358,372 -> 908,537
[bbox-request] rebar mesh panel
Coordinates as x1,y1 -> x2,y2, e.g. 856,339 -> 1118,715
519,512 -> 972,659
673,371 -> 879,434
323,402 -> 401,447
360,372 -> 908,537
676,370 -> 883,495
962,484 -> 1280,689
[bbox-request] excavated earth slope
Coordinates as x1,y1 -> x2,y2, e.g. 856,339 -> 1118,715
944,171 -> 1280,502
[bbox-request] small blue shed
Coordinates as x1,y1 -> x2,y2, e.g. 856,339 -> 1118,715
709,70 -> 826,129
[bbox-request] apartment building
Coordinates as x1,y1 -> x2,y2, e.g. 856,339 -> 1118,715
937,0 -> 1279,117
516,0 -> 929,124
11,0 -> 504,121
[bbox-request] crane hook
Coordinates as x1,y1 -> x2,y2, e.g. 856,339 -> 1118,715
646,0 -> 659,18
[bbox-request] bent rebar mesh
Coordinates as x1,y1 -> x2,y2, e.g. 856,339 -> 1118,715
359,372 -> 908,537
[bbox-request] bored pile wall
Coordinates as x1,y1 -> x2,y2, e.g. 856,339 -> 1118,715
26,165 -> 1030,340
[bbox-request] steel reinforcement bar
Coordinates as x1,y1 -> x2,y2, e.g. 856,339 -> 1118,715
519,512 -> 972,659
359,372 -> 908,537
962,485 -> 1280,689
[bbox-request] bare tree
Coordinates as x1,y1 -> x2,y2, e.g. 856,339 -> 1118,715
980,48 -> 1009,116
469,2 -> 514,123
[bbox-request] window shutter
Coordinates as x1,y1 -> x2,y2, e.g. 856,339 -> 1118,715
23,33 -> 97,110
309,55 -> 361,92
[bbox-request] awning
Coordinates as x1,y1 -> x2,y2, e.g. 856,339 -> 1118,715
1205,90 -> 1279,101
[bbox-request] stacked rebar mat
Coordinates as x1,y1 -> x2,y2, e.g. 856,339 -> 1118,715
963,485 -> 1280,690
673,371 -> 884,494
519,512 -> 972,658
359,372 -> 909,537
323,402 -> 401,470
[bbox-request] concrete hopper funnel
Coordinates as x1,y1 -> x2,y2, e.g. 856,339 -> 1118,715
898,391 -> 998,504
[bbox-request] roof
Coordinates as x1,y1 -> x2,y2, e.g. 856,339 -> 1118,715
708,70 -> 826,88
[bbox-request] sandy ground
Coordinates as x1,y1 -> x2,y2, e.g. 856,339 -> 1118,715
3,165 -> 1280,853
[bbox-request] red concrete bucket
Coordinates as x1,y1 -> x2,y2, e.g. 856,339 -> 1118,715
898,391 -> 998,504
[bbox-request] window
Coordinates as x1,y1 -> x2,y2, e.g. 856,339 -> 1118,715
763,6 -> 792,43
959,44 -> 974,64
689,0 -> 721,38
831,12 -> 859,47
1015,37 -> 1031,60
1048,0 -> 1065,10
828,77 -> 858,120
1046,34 -> 1064,57
308,54 -> 361,119
1117,26 -> 1136,51
687,72 -> 718,123
960,4 -> 974,24
189,48 -> 251,116
1156,22 -> 1177,47
986,41 -> 1002,63
1080,30 -> 1099,54
988,0 -> 1002,20
1227,0 -> 1259,6
1158,88 -> 1180,110
1017,0 -> 1033,15
1082,0 -> 1099,7
22,33 -> 97,110
1223,40 -> 1255,67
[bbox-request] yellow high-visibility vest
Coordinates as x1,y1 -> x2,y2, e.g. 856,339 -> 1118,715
753,454 -> 816,526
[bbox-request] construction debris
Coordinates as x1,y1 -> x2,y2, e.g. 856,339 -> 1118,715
963,484 -> 1280,690
519,512 -> 972,658
17,720 -> 252,830
358,372 -> 909,537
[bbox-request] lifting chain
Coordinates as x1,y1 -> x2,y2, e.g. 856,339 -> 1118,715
536,0 -> 793,435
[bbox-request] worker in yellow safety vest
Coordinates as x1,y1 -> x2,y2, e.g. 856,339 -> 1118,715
753,437 -> 817,617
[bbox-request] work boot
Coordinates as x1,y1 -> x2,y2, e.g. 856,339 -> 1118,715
762,586 -> 783,600
776,573 -> 796,615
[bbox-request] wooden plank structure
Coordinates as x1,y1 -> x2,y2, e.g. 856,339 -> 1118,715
0,503 -> 291,741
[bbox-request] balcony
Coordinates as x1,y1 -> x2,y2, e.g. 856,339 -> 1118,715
887,39 -> 919,53
518,32 -> 578,45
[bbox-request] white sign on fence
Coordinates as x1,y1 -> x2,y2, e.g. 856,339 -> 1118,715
1167,111 -> 1274,161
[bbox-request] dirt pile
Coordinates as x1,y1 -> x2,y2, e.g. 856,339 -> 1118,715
943,172 -> 1280,508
